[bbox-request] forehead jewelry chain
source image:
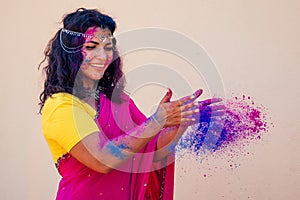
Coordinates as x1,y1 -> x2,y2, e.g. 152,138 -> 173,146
60,28 -> 114,53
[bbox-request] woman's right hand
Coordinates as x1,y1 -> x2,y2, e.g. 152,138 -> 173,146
151,88 -> 203,128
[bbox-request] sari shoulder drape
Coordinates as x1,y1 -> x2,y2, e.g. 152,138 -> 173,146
55,93 -> 174,200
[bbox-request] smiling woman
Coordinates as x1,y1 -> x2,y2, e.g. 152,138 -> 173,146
80,27 -> 114,84
38,7 -> 222,200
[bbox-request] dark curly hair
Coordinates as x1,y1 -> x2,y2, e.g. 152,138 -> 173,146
38,8 -> 125,113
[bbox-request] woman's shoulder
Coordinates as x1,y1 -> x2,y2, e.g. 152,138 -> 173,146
44,92 -> 73,107
105,90 -> 132,103
120,91 -> 131,101
42,93 -> 71,117
118,91 -> 138,107
42,92 -> 87,115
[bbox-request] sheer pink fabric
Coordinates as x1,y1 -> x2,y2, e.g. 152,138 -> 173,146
56,93 -> 174,200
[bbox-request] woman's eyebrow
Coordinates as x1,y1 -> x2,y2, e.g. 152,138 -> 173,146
85,41 -> 112,46
104,42 -> 112,46
86,41 -> 99,45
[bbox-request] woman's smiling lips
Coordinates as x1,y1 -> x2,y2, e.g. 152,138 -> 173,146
89,63 -> 105,68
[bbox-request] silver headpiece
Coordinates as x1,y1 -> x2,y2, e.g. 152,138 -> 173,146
59,28 -> 114,53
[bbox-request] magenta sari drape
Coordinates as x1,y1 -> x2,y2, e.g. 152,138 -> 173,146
56,93 -> 174,200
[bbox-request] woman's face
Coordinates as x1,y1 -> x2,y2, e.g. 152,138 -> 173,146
80,27 -> 114,88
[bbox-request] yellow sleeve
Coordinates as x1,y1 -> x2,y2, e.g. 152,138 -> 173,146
42,93 -> 99,162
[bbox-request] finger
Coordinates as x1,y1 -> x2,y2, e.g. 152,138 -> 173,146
180,101 -> 199,112
199,115 -> 227,125
210,115 -> 226,121
181,117 -> 197,123
177,89 -> 203,105
181,102 -> 225,113
181,109 -> 200,118
200,110 -> 226,118
198,117 -> 225,126
198,98 -> 222,107
159,88 -> 173,104
180,118 -> 199,126
203,105 -> 226,112
200,105 -> 226,114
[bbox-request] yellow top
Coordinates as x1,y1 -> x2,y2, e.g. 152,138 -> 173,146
42,93 -> 99,162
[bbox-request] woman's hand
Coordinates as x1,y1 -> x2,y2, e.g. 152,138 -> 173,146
153,89 -> 225,160
151,89 -> 203,128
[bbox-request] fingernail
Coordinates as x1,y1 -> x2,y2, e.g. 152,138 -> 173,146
193,89 -> 203,97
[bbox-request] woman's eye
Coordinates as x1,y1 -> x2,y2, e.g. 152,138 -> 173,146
85,46 -> 96,50
104,46 -> 113,51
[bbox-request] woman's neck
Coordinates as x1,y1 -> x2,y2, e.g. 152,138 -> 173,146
82,77 -> 97,90
79,79 -> 97,108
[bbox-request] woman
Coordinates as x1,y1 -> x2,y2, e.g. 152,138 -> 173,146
39,8 -> 221,200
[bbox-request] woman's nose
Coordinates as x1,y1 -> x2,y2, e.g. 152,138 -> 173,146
94,49 -> 107,61
94,56 -> 106,62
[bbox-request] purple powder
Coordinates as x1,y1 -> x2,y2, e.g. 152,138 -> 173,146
176,95 -> 272,167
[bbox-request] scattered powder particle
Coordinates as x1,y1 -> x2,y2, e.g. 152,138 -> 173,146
176,95 -> 273,174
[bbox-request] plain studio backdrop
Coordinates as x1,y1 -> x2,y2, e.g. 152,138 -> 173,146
0,0 -> 299,199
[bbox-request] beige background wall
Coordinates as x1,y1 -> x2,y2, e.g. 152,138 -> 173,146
0,0 -> 299,199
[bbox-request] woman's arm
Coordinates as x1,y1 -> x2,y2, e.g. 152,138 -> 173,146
69,89 -> 202,173
70,117 -> 161,174
152,125 -> 187,162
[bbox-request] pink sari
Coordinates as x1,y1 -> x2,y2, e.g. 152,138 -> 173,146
56,93 -> 174,200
